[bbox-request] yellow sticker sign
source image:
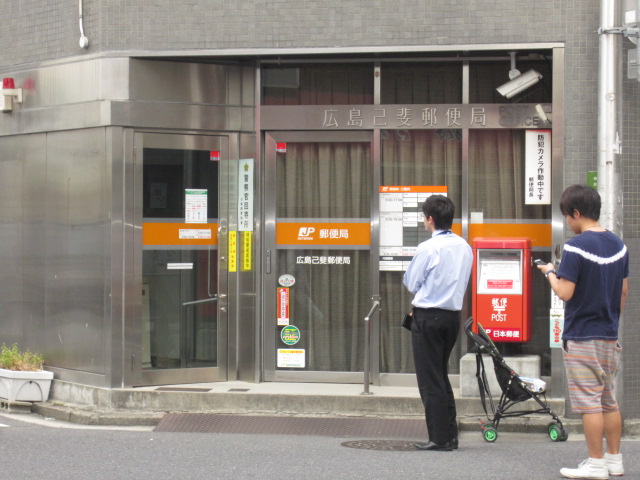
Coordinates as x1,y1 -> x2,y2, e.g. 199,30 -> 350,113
242,231 -> 252,271
229,231 -> 237,272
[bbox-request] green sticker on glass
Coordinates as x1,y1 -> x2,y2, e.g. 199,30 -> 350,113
281,325 -> 301,346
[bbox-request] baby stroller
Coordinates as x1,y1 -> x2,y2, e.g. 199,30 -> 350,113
464,318 -> 568,443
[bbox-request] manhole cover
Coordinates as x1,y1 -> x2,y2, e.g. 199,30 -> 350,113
341,440 -> 417,451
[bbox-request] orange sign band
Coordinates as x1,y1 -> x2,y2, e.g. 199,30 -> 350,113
469,223 -> 551,248
276,222 -> 371,246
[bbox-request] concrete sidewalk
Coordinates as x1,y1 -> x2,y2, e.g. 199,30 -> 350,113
20,379 -> 640,437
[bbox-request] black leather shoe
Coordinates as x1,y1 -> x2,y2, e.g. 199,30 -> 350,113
452,437 -> 459,450
413,441 -> 453,451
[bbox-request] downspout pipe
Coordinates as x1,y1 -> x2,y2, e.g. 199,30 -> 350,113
79,0 -> 89,48
597,0 -> 623,236
597,0 -> 626,413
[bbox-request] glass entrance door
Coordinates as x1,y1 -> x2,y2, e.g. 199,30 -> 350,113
264,132 -> 375,382
136,133 -> 229,386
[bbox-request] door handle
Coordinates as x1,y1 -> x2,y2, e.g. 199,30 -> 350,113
182,296 -> 219,306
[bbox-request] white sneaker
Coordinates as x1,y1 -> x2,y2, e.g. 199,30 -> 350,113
605,453 -> 624,476
560,458 -> 609,479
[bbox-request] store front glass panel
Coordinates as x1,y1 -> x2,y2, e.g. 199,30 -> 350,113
468,129 -> 552,374
379,129 -> 462,374
274,141 -> 371,372
142,147 -> 219,370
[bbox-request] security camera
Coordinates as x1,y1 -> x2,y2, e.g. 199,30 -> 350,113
535,104 -> 552,125
496,69 -> 543,98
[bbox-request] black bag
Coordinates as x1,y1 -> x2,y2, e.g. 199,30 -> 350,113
402,312 -> 413,331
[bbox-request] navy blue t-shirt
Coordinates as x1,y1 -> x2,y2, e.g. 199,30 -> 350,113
557,230 -> 629,341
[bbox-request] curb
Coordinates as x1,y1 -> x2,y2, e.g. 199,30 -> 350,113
28,402 -> 640,439
32,402 -> 164,427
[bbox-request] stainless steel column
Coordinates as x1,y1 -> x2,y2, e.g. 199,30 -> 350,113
598,0 -> 624,236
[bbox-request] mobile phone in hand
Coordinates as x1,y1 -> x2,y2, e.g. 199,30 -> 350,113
534,259 -> 547,266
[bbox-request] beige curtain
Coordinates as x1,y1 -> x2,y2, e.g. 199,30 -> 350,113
379,130 -> 462,373
468,130 -> 548,220
276,142 -> 371,372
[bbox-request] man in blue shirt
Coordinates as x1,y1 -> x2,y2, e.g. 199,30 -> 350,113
538,185 -> 629,479
403,195 -> 473,451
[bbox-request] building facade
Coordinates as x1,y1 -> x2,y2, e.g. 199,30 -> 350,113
0,1 -> 639,417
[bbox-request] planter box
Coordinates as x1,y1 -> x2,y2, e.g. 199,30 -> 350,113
0,368 -> 54,403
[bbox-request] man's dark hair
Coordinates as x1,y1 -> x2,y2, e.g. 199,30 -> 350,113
423,195 -> 454,230
559,184 -> 601,220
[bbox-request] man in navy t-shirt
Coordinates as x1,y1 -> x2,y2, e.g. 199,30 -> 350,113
538,184 -> 629,479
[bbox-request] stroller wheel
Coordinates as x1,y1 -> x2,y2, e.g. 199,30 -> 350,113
481,425 -> 498,442
547,422 -> 568,442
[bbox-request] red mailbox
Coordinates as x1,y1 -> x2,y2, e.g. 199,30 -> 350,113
472,238 -> 532,343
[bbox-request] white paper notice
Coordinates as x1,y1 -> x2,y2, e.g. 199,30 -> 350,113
238,159 -> 254,232
179,229 -> 212,239
185,189 -> 207,223
478,259 -> 522,294
378,186 -> 447,271
525,130 -> 551,205
380,213 -> 403,247
277,349 -> 305,368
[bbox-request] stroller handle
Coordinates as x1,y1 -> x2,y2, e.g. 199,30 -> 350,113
464,317 -> 474,334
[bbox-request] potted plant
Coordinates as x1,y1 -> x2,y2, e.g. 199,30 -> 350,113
0,343 -> 53,403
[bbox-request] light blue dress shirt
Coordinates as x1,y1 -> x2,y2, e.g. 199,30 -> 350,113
403,229 -> 474,311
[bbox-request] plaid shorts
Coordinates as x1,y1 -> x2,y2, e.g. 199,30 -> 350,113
563,339 -> 622,415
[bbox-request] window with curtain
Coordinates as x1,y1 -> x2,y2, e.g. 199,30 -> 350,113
379,130 -> 462,373
468,130 -> 549,219
276,142 -> 371,372
381,63 -> 462,104
468,129 -> 552,374
262,64 -> 374,105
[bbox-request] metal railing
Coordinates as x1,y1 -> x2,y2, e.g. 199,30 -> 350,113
361,297 -> 381,395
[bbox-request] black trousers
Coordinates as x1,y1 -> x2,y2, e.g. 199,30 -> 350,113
411,307 -> 460,444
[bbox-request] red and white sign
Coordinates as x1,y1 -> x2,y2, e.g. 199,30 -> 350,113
549,308 -> 564,348
276,142 -> 287,153
484,328 -> 522,341
210,151 -> 220,161
277,288 -> 290,326
472,238 -> 532,343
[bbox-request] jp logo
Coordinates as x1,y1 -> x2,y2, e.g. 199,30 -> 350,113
298,227 -> 316,239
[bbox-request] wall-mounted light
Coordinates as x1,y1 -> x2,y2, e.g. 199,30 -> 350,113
1,78 -> 23,113
496,52 -> 543,98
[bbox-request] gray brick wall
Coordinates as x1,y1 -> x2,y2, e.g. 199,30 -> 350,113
622,238 -> 640,416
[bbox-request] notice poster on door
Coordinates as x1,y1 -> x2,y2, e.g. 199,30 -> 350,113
277,349 -> 305,368
379,186 -> 447,271
525,130 -> 551,205
185,189 -> 207,223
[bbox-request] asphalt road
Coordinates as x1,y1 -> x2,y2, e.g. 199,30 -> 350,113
1,413 -> 638,480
